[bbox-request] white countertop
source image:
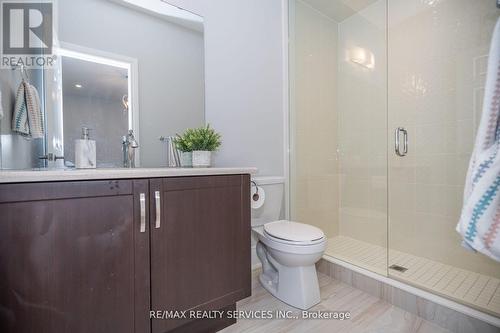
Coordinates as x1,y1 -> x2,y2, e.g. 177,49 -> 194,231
0,167 -> 258,183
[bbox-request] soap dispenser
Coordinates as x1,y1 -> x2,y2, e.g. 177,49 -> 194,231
75,127 -> 96,169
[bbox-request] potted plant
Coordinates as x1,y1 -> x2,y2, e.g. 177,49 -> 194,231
175,125 -> 221,168
174,130 -> 195,167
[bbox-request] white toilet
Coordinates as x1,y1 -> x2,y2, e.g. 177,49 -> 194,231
251,177 -> 326,310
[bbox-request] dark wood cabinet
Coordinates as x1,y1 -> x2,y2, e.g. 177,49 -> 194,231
150,176 -> 251,332
0,175 -> 250,333
0,179 -> 150,333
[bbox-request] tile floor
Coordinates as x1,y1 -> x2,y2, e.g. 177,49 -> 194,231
221,270 -> 451,333
327,236 -> 500,317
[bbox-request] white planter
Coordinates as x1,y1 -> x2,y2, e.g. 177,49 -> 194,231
192,150 -> 211,168
180,151 -> 192,167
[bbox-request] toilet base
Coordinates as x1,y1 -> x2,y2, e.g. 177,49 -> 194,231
256,241 -> 321,310
258,264 -> 321,310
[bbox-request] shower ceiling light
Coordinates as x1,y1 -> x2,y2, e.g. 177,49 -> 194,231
348,47 -> 375,69
422,0 -> 440,6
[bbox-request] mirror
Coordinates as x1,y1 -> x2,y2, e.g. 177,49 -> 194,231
0,0 -> 205,169
50,44 -> 137,168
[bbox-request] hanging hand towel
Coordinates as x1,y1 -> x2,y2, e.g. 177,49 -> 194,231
25,82 -> 44,138
456,17 -> 500,262
11,81 -> 30,136
11,80 -> 44,138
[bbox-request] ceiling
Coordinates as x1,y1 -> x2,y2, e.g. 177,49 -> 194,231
301,0 -> 380,22
62,57 -> 128,102
110,0 -> 204,33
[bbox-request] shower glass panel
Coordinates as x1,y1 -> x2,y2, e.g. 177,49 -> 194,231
387,0 -> 500,317
289,0 -> 388,275
290,0 -> 500,318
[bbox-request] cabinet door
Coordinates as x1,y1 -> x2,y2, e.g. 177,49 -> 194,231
0,180 -> 151,333
150,175 -> 250,332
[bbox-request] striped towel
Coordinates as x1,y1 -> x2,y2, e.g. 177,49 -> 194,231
456,18 -> 500,262
11,80 -> 44,138
26,82 -> 44,138
12,81 -> 30,136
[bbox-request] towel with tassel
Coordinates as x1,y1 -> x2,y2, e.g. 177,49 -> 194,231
11,80 -> 44,138
456,17 -> 500,262
26,82 -> 43,138
12,81 -> 29,136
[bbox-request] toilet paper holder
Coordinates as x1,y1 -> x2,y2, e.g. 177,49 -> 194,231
251,181 -> 260,201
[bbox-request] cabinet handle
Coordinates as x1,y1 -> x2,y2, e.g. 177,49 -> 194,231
140,193 -> 146,233
155,191 -> 161,229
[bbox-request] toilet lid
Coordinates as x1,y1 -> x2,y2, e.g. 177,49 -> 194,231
264,220 -> 324,243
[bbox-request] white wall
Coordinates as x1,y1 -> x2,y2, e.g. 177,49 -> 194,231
163,0 -> 287,176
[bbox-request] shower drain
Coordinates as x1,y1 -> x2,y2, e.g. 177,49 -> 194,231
389,264 -> 408,273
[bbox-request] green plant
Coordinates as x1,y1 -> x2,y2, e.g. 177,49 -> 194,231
174,124 -> 222,152
174,131 -> 194,152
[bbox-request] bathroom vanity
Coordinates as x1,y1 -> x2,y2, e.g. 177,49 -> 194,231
0,168 -> 255,333
0,1 -> 252,331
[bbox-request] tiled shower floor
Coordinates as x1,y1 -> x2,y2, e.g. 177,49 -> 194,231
326,236 -> 500,317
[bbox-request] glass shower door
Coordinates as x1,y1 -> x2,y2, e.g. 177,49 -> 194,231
334,0 -> 388,275
387,0 -> 500,316
288,0 -> 389,276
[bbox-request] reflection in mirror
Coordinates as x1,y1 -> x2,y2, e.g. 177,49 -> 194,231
59,49 -> 132,168
0,0 -> 205,169
0,66 -> 46,169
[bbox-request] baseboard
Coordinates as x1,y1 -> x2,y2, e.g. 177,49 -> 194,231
319,256 -> 500,333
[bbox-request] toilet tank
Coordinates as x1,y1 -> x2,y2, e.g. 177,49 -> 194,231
251,176 -> 285,227
251,176 -> 285,268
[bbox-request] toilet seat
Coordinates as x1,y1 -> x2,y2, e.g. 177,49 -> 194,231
263,220 -> 325,245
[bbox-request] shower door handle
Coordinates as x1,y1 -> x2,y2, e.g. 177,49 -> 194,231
395,127 -> 408,157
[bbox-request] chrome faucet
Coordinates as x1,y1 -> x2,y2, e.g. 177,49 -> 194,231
122,130 -> 139,168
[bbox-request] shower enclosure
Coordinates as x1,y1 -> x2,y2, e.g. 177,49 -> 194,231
289,0 -> 500,317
